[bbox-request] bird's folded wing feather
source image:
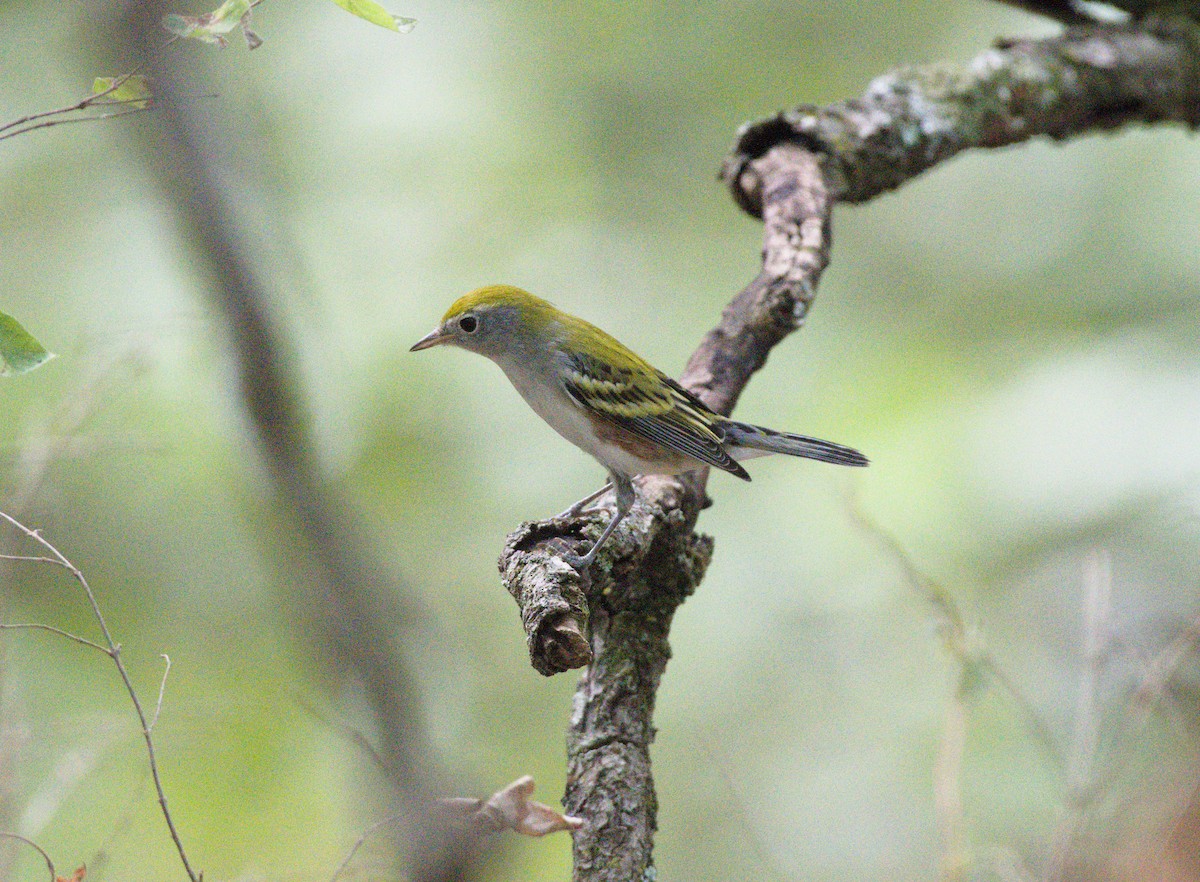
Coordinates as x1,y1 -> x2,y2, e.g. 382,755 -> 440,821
557,348 -> 748,477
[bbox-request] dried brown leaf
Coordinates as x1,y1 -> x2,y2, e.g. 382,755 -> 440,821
437,776 -> 582,838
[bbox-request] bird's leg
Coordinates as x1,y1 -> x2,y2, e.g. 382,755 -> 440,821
556,473 -> 635,573
555,481 -> 613,520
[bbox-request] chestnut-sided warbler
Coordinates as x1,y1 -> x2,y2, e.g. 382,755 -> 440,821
411,285 -> 868,572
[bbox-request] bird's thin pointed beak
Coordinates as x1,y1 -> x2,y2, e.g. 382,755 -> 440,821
410,327 -> 449,351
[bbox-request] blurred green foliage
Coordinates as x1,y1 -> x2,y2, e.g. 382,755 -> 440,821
1,1 -> 1199,880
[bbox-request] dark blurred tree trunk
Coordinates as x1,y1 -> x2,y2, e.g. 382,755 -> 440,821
109,3 -> 477,880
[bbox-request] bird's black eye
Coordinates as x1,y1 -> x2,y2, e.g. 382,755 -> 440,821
459,314 -> 478,333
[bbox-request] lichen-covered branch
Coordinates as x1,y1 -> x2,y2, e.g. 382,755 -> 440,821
502,143 -> 832,676
725,16 -> 1200,213
559,475 -> 713,881
500,144 -> 830,880
499,12 -> 1200,882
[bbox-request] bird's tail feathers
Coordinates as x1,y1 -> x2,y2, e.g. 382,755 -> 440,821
723,420 -> 869,467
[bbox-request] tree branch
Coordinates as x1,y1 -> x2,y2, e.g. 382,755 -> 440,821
500,13 -> 1200,881
501,143 -> 831,879
724,16 -> 1200,214
0,72 -> 151,143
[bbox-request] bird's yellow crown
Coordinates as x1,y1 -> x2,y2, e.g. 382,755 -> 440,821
442,284 -> 556,323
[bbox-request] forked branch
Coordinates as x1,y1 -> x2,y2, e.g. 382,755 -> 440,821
0,510 -> 201,882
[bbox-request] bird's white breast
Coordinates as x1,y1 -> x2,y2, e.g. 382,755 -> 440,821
494,354 -> 681,478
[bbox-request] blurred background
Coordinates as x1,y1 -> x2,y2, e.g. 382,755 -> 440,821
2,1 -> 1199,879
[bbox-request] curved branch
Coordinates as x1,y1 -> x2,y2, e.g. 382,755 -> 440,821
501,143 -> 832,880
725,16 -> 1200,213
0,832 -> 57,882
501,13 -> 1200,882
502,144 -> 832,676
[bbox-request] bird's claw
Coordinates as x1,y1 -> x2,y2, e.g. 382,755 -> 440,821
555,483 -> 612,520
546,538 -> 593,581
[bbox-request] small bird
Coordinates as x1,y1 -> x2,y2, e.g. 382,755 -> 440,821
411,285 -> 868,572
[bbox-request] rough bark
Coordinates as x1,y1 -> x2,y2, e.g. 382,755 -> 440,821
725,16 -> 1200,214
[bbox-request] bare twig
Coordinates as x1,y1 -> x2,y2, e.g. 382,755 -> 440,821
1078,612 -> 1200,817
1045,550 -> 1113,882
693,734 -> 793,882
1128,613 -> 1200,724
330,813 -> 404,882
0,831 -> 56,882
298,697 -> 391,778
0,2 -> 241,146
849,498 -> 1066,769
149,654 -> 172,732
0,72 -> 130,135
935,691 -> 969,881
0,555 -> 67,568
3,344 -> 151,519
0,105 -> 155,142
0,622 -> 110,654
0,510 -> 201,882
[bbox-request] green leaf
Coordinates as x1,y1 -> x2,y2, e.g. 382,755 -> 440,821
163,0 -> 261,48
327,0 -> 417,33
92,75 -> 153,110
0,311 -> 54,377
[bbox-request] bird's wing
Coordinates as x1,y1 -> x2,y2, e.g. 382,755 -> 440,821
558,348 -> 749,478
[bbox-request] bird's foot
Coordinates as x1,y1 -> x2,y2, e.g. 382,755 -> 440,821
555,482 -> 612,520
546,538 -> 595,582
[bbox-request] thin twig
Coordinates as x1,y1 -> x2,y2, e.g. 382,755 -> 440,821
4,342 -> 153,519
330,813 -> 405,882
0,71 -> 131,136
1127,613 -> 1200,727
150,654 -> 172,732
0,832 -> 56,882
1082,612 -> 1200,805
0,27 -> 220,145
0,622 -> 111,654
848,496 -> 1066,768
0,105 -> 155,143
1045,550 -> 1113,882
297,697 -> 391,779
693,734 -> 792,882
0,510 -> 202,882
0,67 -> 158,143
0,554 -> 68,568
